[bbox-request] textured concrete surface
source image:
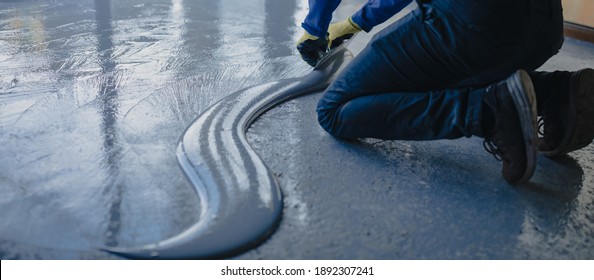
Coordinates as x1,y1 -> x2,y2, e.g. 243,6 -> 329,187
1,0 -> 593,259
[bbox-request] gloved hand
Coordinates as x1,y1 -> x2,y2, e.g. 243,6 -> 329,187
296,30 -> 328,67
328,17 -> 361,49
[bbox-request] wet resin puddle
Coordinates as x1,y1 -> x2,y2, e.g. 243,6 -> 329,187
0,0 -> 320,258
103,45 -> 353,259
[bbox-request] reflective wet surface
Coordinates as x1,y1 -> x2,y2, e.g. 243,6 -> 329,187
0,0 -> 311,259
1,0 -> 594,259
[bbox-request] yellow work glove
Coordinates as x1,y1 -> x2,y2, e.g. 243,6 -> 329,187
296,30 -> 328,67
328,17 -> 361,49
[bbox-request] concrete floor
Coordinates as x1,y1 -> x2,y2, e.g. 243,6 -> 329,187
1,0 -> 593,259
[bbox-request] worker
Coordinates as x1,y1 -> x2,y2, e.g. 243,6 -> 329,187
296,0 -> 594,184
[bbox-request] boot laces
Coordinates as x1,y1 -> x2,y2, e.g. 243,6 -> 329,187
483,138 -> 503,161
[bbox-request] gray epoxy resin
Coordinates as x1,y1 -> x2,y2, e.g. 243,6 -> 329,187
102,45 -> 354,259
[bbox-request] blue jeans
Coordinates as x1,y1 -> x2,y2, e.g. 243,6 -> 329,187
317,0 -> 564,140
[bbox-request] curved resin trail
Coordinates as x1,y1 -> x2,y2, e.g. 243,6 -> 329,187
102,45 -> 354,259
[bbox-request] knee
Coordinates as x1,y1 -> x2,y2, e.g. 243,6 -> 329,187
316,91 -> 344,138
316,96 -> 338,136
317,93 -> 358,139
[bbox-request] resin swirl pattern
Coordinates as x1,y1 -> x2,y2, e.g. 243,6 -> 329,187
103,45 -> 354,259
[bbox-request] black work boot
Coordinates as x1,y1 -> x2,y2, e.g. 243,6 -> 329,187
483,70 -> 538,184
539,68 -> 594,157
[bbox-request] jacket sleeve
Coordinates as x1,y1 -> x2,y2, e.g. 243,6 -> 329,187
301,0 -> 413,37
351,0 -> 413,32
301,0 -> 342,38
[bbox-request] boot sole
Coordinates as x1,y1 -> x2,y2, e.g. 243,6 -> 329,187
506,70 -> 538,183
541,68 -> 594,157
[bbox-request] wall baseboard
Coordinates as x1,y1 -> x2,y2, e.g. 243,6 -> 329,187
564,21 -> 594,43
